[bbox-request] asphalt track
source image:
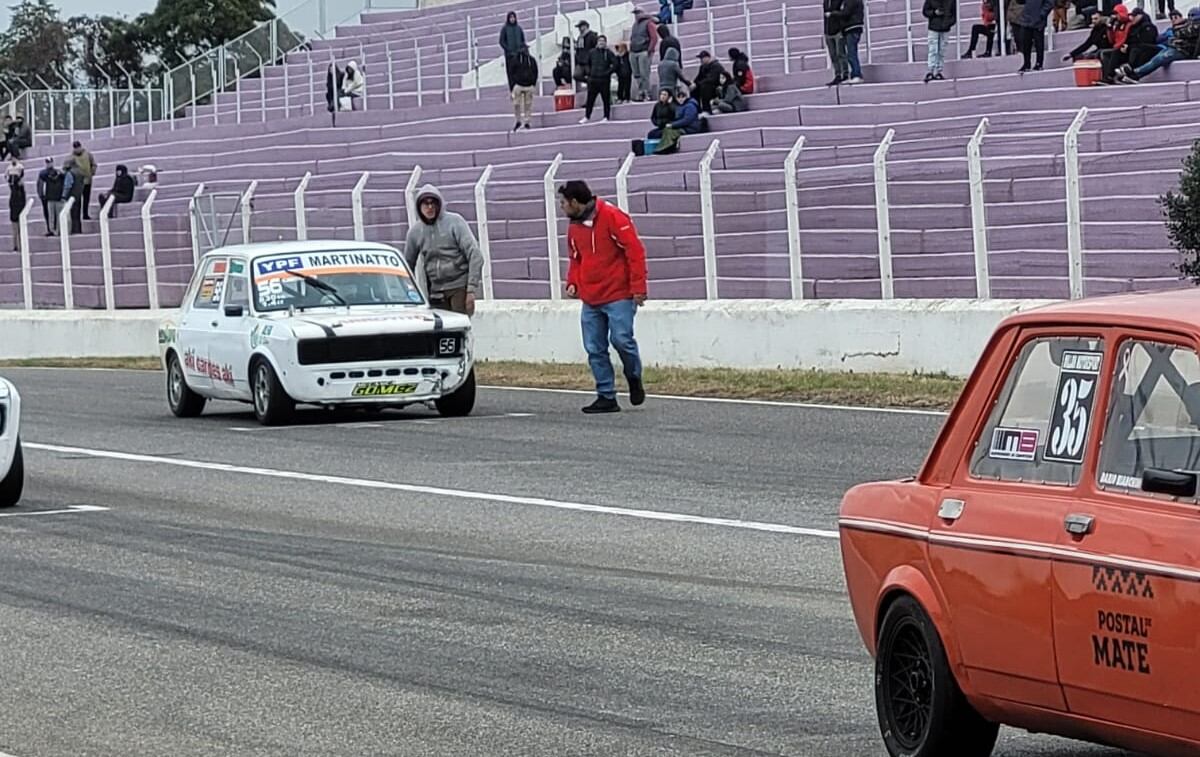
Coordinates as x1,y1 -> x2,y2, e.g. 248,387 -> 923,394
0,367 -> 1138,757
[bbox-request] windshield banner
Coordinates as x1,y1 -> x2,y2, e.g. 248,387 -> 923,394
253,251 -> 410,282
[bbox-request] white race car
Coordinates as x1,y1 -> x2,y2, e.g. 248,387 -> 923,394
158,241 -> 476,426
0,376 -> 22,507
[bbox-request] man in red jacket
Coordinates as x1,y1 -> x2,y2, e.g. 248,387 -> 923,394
557,180 -> 648,414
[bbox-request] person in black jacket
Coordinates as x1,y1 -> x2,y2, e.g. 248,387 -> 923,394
923,0 -> 957,81
1117,6 -> 1200,80
837,0 -> 865,82
658,24 -> 681,61
553,37 -> 573,87
691,50 -> 726,113
580,35 -> 617,123
1063,7 -> 1111,59
824,0 -> 849,85
614,42 -> 633,103
98,164 -> 137,218
727,47 -> 754,92
508,45 -> 539,130
649,88 -> 676,133
574,21 -> 599,82
325,62 -> 343,126
1124,8 -> 1160,68
1015,0 -> 1056,72
499,12 -> 527,89
36,157 -> 64,235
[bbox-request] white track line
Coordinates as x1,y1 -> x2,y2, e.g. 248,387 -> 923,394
0,505 -> 108,518
25,442 -> 839,540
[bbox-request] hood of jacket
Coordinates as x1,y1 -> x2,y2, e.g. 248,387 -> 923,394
416,183 -> 445,224
664,47 -> 679,62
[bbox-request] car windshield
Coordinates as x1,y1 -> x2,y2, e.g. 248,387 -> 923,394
251,249 -> 424,312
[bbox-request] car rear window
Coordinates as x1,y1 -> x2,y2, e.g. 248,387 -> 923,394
970,336 -> 1105,486
1096,339 -> 1200,500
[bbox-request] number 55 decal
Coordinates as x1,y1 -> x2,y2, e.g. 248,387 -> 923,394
1045,350 -> 1104,465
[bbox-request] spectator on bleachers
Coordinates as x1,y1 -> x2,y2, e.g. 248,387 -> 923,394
692,50 -> 726,113
499,11 -> 527,90
658,48 -> 690,97
1014,0 -> 1055,73
728,48 -> 755,92
713,71 -> 748,113
658,24 -> 681,61
342,61 -> 366,111
1116,5 -> 1200,81
1068,0 -> 1094,27
575,21 -> 599,82
649,88 -> 676,134
98,165 -> 137,218
553,37 -> 573,87
658,0 -> 691,23
1156,0 -> 1175,20
1097,5 -> 1133,81
831,0 -> 865,83
36,157 -> 63,236
648,89 -> 700,142
1053,0 -> 1071,31
1158,9 -> 1184,42
509,44 -> 539,131
615,43 -> 633,103
824,0 -> 851,86
963,0 -> 997,57
62,159 -> 85,235
1064,7 -> 1111,59
325,62 -> 343,125
0,117 -> 12,161
630,9 -> 658,101
7,158 -> 23,251
580,35 -> 618,123
70,141 -> 96,220
8,116 -> 30,161
923,0 -> 956,81
1124,9 -> 1161,68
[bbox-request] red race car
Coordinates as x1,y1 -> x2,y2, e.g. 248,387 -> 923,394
840,291 -> 1200,757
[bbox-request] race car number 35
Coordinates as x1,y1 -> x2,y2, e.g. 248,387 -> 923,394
352,382 -> 418,397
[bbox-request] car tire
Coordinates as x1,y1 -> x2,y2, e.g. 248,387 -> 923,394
0,439 -> 23,508
251,358 -> 295,426
167,352 -> 206,418
435,368 -> 476,417
875,595 -> 999,757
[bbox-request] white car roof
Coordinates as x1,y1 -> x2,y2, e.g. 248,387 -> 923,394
202,240 -> 402,260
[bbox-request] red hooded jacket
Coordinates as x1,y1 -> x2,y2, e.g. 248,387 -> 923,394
565,198 -> 648,306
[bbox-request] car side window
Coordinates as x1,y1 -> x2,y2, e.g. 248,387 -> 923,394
1097,339 -> 1200,500
192,258 -> 228,310
225,260 -> 249,308
970,336 -> 1106,486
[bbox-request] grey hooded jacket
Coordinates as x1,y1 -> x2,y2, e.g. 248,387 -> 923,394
403,184 -> 484,295
657,48 -> 687,96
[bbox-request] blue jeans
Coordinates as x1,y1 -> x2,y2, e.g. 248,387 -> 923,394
581,298 -> 642,399
927,30 -> 948,73
844,29 -> 863,78
1135,46 -> 1184,79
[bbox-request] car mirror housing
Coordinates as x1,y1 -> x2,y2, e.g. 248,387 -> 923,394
1141,468 -> 1197,499
224,304 -> 245,318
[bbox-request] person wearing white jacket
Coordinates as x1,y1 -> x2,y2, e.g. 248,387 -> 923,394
342,60 -> 366,110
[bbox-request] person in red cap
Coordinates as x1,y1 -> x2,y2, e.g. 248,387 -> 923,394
557,180 -> 648,414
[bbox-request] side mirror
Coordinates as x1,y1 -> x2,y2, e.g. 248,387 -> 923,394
1141,468 -> 1197,498
224,304 -> 245,318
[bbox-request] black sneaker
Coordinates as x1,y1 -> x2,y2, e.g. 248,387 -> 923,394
962,50 -> 974,59
826,76 -> 843,87
523,123 -> 531,129
933,72 -> 945,80
628,377 -> 645,406
513,121 -> 521,132
582,396 -> 620,414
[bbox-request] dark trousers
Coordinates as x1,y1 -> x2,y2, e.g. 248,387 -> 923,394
968,23 -> 996,54
1157,0 -> 1175,15
1018,24 -> 1045,68
584,79 -> 612,119
1099,47 -> 1128,81
41,199 -> 50,227
504,54 -> 516,89
69,194 -> 82,234
429,287 -> 469,314
1129,44 -> 1159,69
82,182 -> 92,218
617,72 -> 632,101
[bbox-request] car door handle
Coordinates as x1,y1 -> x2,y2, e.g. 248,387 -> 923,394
211,320 -> 219,328
937,498 -> 966,522
1064,513 -> 1095,537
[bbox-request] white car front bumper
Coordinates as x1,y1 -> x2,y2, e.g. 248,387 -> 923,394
282,356 -> 472,405
0,378 -> 21,478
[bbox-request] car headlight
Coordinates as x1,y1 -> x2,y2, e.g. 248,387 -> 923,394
0,380 -> 10,400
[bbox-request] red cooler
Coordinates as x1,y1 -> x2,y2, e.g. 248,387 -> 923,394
1073,59 -> 1102,87
554,88 -> 576,112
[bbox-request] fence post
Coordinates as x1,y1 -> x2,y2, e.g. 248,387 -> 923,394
189,183 -> 206,265
352,171 -> 371,241
543,153 -> 564,300
234,61 -> 243,123
873,128 -> 895,299
865,0 -> 873,64
283,53 -> 290,118
294,171 -> 312,241
58,197 -> 75,309
309,56 -> 316,116
189,69 -> 197,128
905,0 -> 914,63
142,189 -> 160,309
404,165 -> 424,231
535,6 -> 544,95
744,7 -> 753,62
784,135 -> 806,299
99,194 -> 118,310
386,42 -> 395,109
967,117 -> 991,299
443,33 -> 451,104
241,180 -> 258,244
781,5 -> 790,75
699,139 -> 721,300
1065,106 -> 1088,300
474,165 -> 495,300
18,197 -> 33,309
707,8 -> 716,55
415,41 -> 423,108
616,151 -> 635,213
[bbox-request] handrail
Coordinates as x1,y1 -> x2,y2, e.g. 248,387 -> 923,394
873,129 -> 895,300
967,117 -> 990,299
142,189 -> 160,309
543,153 -> 564,300
474,165 -> 495,300
99,194 -> 118,310
699,140 -> 721,300
59,197 -> 76,310
783,135 -> 806,299
1064,107 -> 1088,300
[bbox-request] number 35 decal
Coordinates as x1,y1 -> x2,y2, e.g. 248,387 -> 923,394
1045,350 -> 1104,465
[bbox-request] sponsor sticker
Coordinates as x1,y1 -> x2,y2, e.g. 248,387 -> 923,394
253,251 -> 409,281
351,381 -> 417,397
1099,471 -> 1142,490
249,323 -> 274,349
988,427 -> 1040,461
157,325 -> 177,345
1045,349 -> 1104,465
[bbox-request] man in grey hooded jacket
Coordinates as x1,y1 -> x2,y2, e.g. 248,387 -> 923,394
404,184 -> 484,316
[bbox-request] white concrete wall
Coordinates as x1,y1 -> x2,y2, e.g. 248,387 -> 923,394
0,299 -> 1055,376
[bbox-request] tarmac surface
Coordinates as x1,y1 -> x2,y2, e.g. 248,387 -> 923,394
0,367 -> 1137,756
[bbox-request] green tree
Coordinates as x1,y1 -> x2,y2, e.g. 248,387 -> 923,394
67,14 -> 156,88
146,0 -> 277,65
1161,139 -> 1200,284
0,0 -> 71,85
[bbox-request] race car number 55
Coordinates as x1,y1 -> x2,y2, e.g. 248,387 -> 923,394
351,382 -> 418,397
